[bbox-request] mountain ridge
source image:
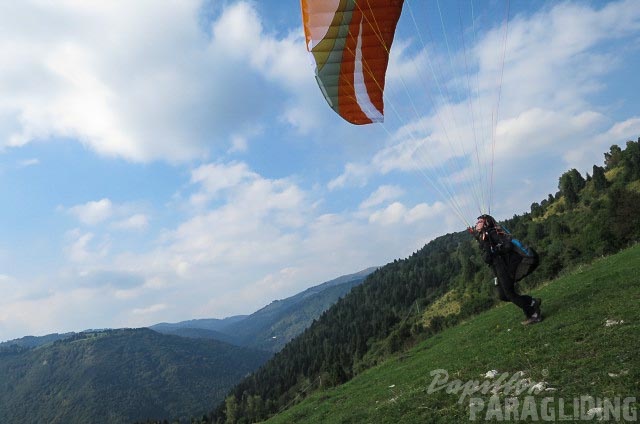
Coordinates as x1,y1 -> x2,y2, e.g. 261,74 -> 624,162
150,267 -> 377,351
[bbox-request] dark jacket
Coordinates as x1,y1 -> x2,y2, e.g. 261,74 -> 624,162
476,226 -> 522,279
477,226 -> 512,262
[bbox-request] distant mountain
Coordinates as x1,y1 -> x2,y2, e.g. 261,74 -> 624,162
147,327 -> 239,346
224,267 -> 377,351
0,332 -> 75,350
150,268 -> 376,352
0,328 -> 270,424
150,315 -> 247,334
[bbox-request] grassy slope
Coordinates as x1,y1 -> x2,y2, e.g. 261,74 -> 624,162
266,245 -> 640,423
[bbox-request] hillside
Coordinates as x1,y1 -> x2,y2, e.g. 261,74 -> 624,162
222,268 -> 375,351
208,138 -> 640,423
0,332 -> 75,350
0,329 -> 270,424
149,315 -> 247,334
265,244 -> 640,423
151,268 -> 375,352
148,325 -> 241,346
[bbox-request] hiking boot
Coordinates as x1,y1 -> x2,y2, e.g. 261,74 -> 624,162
533,298 -> 542,316
521,312 -> 542,325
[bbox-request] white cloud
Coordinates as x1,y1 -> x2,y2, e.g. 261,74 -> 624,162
360,185 -> 405,209
0,1 -> 314,162
189,161 -> 258,206
166,163 -> 310,272
238,267 -> 303,305
66,231 -> 93,262
111,214 -> 149,231
608,117 -> 640,140
65,229 -> 110,264
0,288 -> 100,339
0,284 -> 167,340
328,162 -> 372,190
495,108 -> 607,160
18,158 -> 39,167
67,198 -> 149,233
60,157 -> 457,323
69,198 -> 113,225
132,303 -> 167,316
563,117 -> 640,173
369,201 -> 446,225
369,202 -> 406,225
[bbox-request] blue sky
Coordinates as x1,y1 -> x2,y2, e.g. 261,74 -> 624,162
1,0 -> 639,341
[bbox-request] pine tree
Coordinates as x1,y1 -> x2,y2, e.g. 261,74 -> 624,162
592,165 -> 608,192
224,395 -> 238,424
605,144 -> 623,169
559,169 -> 585,207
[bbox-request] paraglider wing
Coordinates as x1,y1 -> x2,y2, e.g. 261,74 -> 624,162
301,0 -> 404,125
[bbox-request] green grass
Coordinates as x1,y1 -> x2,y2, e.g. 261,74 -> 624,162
266,245 -> 640,423
422,289 -> 463,328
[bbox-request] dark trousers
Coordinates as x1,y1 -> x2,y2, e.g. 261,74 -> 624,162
492,253 -> 535,317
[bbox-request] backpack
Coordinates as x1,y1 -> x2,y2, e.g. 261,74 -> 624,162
497,225 -> 540,281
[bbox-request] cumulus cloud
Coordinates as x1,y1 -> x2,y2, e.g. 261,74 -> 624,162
369,201 -> 446,225
65,230 -> 110,264
69,198 -> 113,225
238,267 -> 304,305
360,185 -> 405,209
189,162 -> 258,205
55,157 -> 456,325
164,161 -> 310,274
111,214 -> 149,231
66,198 -> 149,232
0,1 -> 315,162
328,162 -> 372,190
562,117 -> 640,172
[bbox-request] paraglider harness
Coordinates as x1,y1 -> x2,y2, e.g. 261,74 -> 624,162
471,215 -> 539,282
